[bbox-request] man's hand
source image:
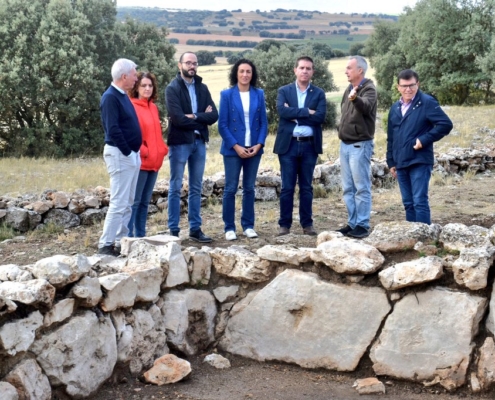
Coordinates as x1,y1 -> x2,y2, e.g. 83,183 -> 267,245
390,166 -> 397,179
348,87 -> 358,101
205,105 -> 213,113
413,138 -> 422,150
309,109 -> 316,115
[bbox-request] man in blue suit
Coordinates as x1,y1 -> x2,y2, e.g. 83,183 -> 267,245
273,56 -> 327,236
387,69 -> 452,224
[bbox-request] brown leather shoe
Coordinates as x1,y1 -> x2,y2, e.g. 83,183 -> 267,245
303,226 -> 317,236
277,226 -> 290,236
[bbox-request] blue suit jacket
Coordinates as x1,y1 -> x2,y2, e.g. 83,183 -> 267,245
218,86 -> 268,156
273,82 -> 326,155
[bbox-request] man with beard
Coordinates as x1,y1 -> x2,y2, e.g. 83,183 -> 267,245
165,52 -> 218,242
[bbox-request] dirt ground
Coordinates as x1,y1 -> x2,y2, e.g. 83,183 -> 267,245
3,171 -> 495,399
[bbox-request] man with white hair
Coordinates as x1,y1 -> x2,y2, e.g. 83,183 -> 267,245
98,58 -> 142,256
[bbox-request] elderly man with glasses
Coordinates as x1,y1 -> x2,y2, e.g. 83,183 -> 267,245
165,52 -> 218,242
387,69 -> 453,224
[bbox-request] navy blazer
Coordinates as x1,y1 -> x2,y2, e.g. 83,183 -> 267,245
218,85 -> 268,156
273,82 -> 326,155
386,90 -> 452,169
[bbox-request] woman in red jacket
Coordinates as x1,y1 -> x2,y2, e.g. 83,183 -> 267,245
128,72 -> 168,237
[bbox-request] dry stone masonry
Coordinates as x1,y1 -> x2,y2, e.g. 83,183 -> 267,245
2,221 -> 495,397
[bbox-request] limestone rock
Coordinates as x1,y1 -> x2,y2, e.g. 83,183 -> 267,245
79,208 -> 105,226
311,237 -> 385,275
143,354 -> 191,385
70,276 -> 102,307
440,223 -> 490,251
0,311 -> 43,355
161,289 -> 217,355
220,269 -> 390,371
0,279 -> 55,306
0,295 -> 17,316
120,234 -> 180,257
204,353 -> 231,369
31,311 -> 117,398
5,358 -> 51,400
68,198 -> 86,214
256,245 -> 310,266
186,247 -> 211,286
353,377 -> 386,395
25,200 -> 51,214
162,242 -> 189,288
316,231 -> 343,246
476,337 -> 495,390
43,209 -> 80,229
47,191 -> 70,208
31,254 -> 91,288
452,247 -> 495,290
255,186 -> 277,201
371,288 -> 486,390
210,245 -> 272,283
213,285 -> 239,303
486,283 -> 495,335
84,195 -> 100,208
43,298 -> 75,327
0,382 -> 18,400
99,273 -> 138,312
5,207 -> 41,232
0,264 -> 32,282
378,256 -> 444,290
365,221 -> 441,253
123,253 -> 163,302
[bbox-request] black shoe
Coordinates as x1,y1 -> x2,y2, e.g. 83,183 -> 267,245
189,229 -> 213,243
170,230 -> 179,237
336,225 -> 353,235
302,226 -> 317,236
98,245 -> 119,257
347,226 -> 370,239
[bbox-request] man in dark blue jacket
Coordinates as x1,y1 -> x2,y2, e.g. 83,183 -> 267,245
273,56 -> 326,236
98,58 -> 142,256
387,69 -> 453,224
165,52 -> 218,242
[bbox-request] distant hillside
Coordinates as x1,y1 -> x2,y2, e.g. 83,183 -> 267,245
117,7 -> 397,52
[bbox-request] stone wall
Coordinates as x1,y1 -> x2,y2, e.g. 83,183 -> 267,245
1,146 -> 494,234
1,221 -> 495,398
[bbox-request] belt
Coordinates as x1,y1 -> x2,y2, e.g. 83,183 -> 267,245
292,136 -> 313,142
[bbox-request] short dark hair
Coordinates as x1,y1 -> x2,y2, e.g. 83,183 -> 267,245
229,58 -> 258,87
129,71 -> 158,102
295,56 -> 314,68
397,69 -> 419,84
179,52 -> 196,63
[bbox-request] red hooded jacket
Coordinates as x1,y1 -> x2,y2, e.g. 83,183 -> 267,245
131,97 -> 168,172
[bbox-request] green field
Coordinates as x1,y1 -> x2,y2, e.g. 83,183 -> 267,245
291,34 -> 369,51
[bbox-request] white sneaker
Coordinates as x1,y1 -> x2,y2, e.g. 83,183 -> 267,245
225,231 -> 237,241
243,228 -> 258,238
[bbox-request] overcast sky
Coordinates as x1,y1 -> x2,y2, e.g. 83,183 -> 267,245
117,0 -> 418,16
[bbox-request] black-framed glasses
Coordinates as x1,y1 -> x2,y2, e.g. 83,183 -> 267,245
398,83 -> 418,89
181,61 -> 199,67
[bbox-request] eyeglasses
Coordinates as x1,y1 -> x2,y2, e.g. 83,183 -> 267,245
398,83 -> 418,89
181,61 -> 199,67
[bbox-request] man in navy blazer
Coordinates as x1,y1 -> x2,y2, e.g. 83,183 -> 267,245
387,69 -> 452,224
273,56 -> 326,236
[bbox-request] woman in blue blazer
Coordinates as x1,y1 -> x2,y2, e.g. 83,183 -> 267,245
218,59 -> 268,240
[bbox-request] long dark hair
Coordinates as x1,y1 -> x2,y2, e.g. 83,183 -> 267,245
229,59 -> 258,88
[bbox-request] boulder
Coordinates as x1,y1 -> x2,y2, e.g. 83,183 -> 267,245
79,209 -> 105,226
43,299 -> 75,328
311,237 -> 384,274
204,353 -> 231,369
257,244 -> 310,266
213,285 -> 239,303
98,273 -> 138,312
220,269 -> 390,371
5,358 -> 51,400
70,276 -> 102,307
31,311 -> 117,398
143,354 -> 191,385
210,245 -> 272,283
185,247 -> 211,286
0,279 -> 55,306
161,289 -> 217,355
452,246 -> 495,290
365,221 -> 441,253
43,209 -> 80,229
440,223 -> 490,251
476,337 -> 495,390
5,207 -> 41,232
0,264 -> 32,282
31,254 -> 91,288
378,256 -> 444,290
0,382 -> 19,400
0,311 -> 43,355
371,287 -> 486,390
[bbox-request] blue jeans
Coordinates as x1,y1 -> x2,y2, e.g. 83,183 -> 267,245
223,154 -> 262,232
340,140 -> 373,230
278,139 -> 318,229
128,170 -> 158,237
396,163 -> 433,224
168,138 -> 206,232
99,145 -> 141,247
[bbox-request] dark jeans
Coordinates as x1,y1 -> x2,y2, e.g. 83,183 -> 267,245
396,163 -> 433,224
128,170 -> 158,237
278,139 -> 318,229
222,154 -> 262,232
